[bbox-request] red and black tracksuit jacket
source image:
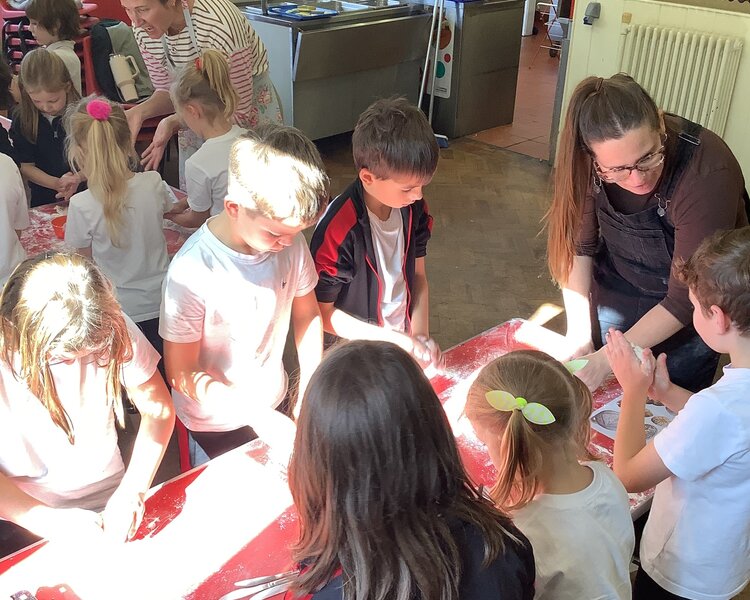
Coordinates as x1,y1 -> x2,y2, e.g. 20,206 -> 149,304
310,177 -> 433,332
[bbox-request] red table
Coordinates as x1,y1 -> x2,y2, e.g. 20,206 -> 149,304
20,195 -> 192,258
0,319 -> 650,599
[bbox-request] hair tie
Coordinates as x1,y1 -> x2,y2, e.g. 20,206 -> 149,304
485,390 -> 556,425
87,99 -> 111,121
195,57 -> 203,71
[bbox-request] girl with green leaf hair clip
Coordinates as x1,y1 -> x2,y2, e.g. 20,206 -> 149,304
466,349 -> 635,600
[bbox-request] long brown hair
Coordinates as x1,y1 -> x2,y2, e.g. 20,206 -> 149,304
289,341 -> 520,600
546,73 -> 660,284
66,96 -> 137,247
466,350 -> 595,511
0,253 -> 133,444
171,49 -> 238,122
17,48 -> 80,143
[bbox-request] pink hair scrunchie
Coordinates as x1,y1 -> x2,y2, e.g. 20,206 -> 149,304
87,99 -> 112,121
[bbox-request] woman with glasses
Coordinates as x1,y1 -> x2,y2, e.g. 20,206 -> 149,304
546,73 -> 747,392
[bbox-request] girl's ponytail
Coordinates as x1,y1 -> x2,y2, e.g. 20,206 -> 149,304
545,76 -> 602,285
493,409 -> 544,511
172,49 -> 238,122
67,96 -> 135,247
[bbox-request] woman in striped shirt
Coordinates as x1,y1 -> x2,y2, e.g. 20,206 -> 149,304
121,0 -> 282,185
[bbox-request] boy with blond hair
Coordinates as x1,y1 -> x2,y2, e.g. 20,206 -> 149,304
606,226 -> 750,600
161,124 -> 328,459
311,98 -> 441,367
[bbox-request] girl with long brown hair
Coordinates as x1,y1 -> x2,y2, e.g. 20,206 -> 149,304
288,340 -> 535,600
0,253 -> 174,557
466,350 -> 634,599
546,73 -> 747,393
9,48 -> 82,206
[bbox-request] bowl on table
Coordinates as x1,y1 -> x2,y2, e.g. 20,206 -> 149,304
51,215 -> 67,240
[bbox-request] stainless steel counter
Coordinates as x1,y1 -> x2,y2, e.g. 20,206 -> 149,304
234,0 -> 431,139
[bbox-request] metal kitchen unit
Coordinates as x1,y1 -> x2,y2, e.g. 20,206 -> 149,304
424,0 -> 524,139
234,0 -> 431,140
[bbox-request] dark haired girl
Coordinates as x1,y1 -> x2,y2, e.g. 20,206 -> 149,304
547,73 -> 747,393
287,340 -> 535,600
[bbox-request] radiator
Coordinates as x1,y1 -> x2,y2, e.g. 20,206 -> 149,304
619,24 -> 743,137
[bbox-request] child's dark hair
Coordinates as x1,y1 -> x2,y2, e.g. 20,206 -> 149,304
466,350 -> 595,511
352,97 -> 439,180
227,122 -> 329,225
676,226 -> 750,334
290,340 -> 519,600
26,0 -> 81,41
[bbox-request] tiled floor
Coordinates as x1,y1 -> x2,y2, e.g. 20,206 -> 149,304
470,29 -> 561,162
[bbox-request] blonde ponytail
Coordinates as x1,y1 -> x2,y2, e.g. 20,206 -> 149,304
172,49 -> 238,121
66,96 -> 136,248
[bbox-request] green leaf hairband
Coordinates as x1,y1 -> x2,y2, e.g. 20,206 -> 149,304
485,390 -> 556,426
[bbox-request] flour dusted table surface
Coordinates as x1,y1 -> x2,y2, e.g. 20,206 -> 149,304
20,194 -> 192,258
0,319 -> 651,599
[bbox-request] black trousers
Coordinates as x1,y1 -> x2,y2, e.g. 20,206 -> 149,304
632,567 -> 688,600
189,426 -> 258,460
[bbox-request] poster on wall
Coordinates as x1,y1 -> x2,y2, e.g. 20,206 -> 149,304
428,2 -> 456,99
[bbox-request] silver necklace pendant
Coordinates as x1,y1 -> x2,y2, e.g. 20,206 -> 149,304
657,205 -> 666,217
655,193 -> 669,218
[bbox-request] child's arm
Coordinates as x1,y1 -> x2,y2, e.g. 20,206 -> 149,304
0,472 -> 103,541
410,257 -> 430,338
605,329 -> 674,492
164,340 -> 297,447
648,352 -> 692,413
165,206 -> 210,229
19,162 -> 63,193
102,370 -> 174,541
290,290 -> 323,419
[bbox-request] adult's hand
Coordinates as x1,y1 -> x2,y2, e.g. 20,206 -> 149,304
125,105 -> 145,147
574,347 -> 612,391
141,115 -> 178,171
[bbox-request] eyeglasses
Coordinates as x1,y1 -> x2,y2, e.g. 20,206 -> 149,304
592,137 -> 667,183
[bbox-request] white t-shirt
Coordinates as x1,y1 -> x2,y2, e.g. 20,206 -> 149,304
642,366 -> 750,600
0,315 -> 159,510
0,154 -> 28,285
367,207 -> 408,332
513,461 -> 635,600
47,40 -> 82,95
65,172 -> 173,322
185,125 -> 244,216
159,222 -> 317,432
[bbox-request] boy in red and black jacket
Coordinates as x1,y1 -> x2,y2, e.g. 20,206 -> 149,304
310,98 -> 441,368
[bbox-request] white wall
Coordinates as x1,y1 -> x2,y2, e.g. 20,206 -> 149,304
560,0 -> 750,181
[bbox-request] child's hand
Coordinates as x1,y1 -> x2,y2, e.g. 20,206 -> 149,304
55,172 -> 82,201
101,491 -> 145,542
604,329 -> 655,395
34,507 -> 104,543
648,352 -> 672,403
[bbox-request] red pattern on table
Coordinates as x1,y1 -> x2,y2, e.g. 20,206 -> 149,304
0,320 -> 651,599
20,200 -> 191,258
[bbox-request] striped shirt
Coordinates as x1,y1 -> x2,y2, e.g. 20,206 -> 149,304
134,0 -> 269,126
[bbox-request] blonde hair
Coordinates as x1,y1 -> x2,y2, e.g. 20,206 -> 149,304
0,253 -> 133,444
228,123 -> 329,225
171,49 -> 238,122
465,350 -> 594,511
17,48 -> 80,143
66,96 -> 136,247
545,74 -> 660,284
